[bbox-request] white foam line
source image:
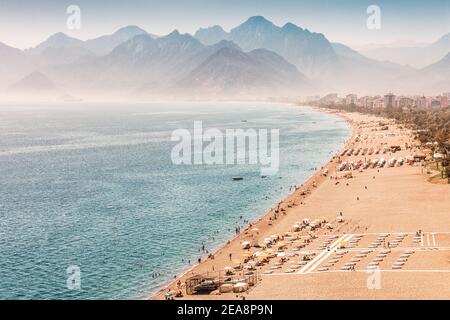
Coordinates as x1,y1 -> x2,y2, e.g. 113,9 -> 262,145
421,233 -> 424,247
432,233 -> 436,247
427,233 -> 430,247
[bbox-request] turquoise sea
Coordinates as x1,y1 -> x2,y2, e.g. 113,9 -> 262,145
0,102 -> 351,299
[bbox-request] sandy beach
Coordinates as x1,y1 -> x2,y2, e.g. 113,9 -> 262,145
152,109 -> 450,300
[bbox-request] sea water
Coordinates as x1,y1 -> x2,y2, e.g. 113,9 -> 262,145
0,102 -> 351,299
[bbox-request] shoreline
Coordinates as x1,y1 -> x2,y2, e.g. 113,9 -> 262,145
150,106 -> 356,300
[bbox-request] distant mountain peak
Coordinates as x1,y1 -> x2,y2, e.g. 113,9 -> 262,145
27,32 -> 85,55
282,22 -> 302,31
212,46 -> 244,57
114,25 -> 147,36
0,41 -> 22,52
45,32 -> 80,43
8,71 -> 56,93
109,25 -> 147,40
234,16 -> 276,32
436,32 -> 450,42
194,25 -> 229,45
49,32 -> 69,39
162,30 -> 202,47
168,29 -> 181,36
198,25 -> 225,33
245,16 -> 273,25
210,40 -> 241,50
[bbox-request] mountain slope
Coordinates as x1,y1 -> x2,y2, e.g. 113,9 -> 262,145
194,26 -> 229,45
7,71 -> 58,98
330,42 -> 414,93
171,46 -> 310,98
416,52 -> 450,92
84,25 -> 149,55
44,31 -> 234,95
194,16 -> 338,78
24,27 -> 152,69
25,32 -> 96,68
105,30 -> 206,86
192,15 -> 413,94
393,52 -> 450,94
27,32 -> 86,55
0,42 -> 35,89
361,33 -> 450,68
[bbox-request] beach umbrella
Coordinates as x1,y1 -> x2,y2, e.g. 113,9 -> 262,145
233,282 -> 249,292
254,251 -> 264,257
241,241 -> 251,249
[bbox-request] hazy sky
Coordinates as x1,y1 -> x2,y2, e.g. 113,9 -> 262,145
0,0 -> 449,49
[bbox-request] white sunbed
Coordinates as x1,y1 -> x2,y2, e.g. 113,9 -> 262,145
284,269 -> 295,273
270,265 -> 281,270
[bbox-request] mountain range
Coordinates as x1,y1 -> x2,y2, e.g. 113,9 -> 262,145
1,16 -> 448,100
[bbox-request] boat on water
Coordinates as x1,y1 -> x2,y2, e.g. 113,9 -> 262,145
232,176 -> 244,181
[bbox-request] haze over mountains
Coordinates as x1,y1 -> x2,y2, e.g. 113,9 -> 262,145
360,33 -> 450,68
0,16 -> 448,101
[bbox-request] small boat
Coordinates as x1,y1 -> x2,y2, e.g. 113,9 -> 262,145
232,176 -> 244,181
